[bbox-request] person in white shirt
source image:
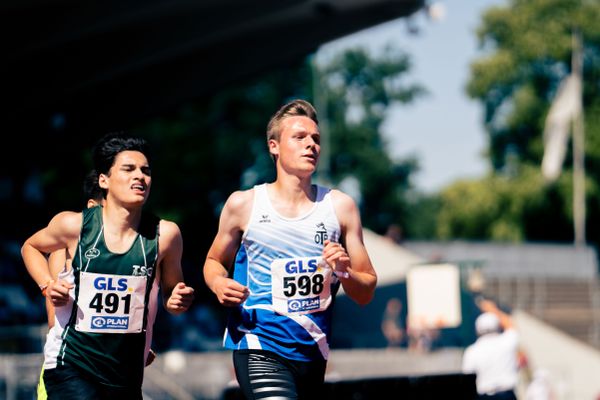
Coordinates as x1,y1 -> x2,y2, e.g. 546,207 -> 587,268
462,299 -> 519,400
525,368 -> 555,400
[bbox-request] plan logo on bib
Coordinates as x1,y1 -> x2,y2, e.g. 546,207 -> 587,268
91,316 -> 129,330
287,297 -> 321,313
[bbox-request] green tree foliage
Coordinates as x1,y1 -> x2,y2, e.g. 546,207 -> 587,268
437,165 -> 575,242
438,0 -> 600,245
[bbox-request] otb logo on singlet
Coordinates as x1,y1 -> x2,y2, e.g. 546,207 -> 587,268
314,222 -> 328,245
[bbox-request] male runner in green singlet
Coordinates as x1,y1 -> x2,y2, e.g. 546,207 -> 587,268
23,133 -> 194,399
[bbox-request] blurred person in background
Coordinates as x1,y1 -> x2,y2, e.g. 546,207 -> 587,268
22,132 -> 194,399
462,298 -> 519,400
406,321 -> 440,353
37,170 -> 105,400
381,297 -> 407,348
525,368 -> 555,400
384,223 -> 404,245
203,99 -> 377,399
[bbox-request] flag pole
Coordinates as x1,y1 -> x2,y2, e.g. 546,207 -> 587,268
572,28 -> 585,247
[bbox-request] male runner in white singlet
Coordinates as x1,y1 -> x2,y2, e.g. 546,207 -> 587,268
203,99 -> 377,399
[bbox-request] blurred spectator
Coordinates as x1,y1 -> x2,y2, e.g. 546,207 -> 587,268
384,224 -> 404,245
525,368 -> 555,400
407,321 -> 440,353
381,297 -> 406,348
462,298 -> 519,400
467,267 -> 486,294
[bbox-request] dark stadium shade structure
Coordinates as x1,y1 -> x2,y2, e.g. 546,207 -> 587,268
2,0 -> 424,134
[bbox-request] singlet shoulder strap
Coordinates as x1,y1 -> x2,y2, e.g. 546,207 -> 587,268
315,185 -> 331,202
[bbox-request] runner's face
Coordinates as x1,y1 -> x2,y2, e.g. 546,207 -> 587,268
101,150 -> 151,206
270,116 -> 320,176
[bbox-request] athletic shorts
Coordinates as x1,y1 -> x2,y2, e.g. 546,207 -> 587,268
43,363 -> 142,400
233,349 -> 327,400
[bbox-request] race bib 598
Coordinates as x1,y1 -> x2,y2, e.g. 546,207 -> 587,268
271,257 -> 332,315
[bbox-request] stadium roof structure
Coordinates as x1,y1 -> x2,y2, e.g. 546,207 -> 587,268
2,0 -> 425,134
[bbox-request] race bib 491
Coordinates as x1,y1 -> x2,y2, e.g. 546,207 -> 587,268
76,271 -> 147,334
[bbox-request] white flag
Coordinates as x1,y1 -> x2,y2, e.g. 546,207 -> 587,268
541,74 -> 582,182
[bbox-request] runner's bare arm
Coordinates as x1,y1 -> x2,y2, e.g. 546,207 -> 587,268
21,211 -> 80,303
203,190 -> 252,306
329,190 -> 377,305
158,220 -> 194,315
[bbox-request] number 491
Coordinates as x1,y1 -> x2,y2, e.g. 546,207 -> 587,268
89,293 -> 131,314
